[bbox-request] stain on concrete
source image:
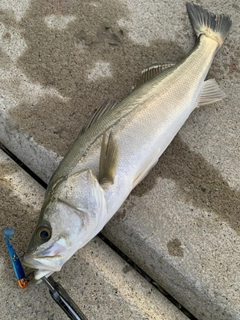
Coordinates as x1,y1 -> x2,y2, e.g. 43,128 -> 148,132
122,264 -> 131,273
0,10 -> 17,27
232,3 -> 240,10
132,134 -> 240,235
117,200 -> 136,222
3,0 -> 186,155
0,161 -> 17,180
167,238 -> 184,257
0,49 -> 11,66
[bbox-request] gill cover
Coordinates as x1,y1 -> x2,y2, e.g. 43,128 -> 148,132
24,169 -> 108,266
51,168 -> 109,242
59,169 -> 106,213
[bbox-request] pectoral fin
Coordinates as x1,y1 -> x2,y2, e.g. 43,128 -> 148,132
99,131 -> 118,187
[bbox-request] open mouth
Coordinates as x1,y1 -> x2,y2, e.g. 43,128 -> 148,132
22,239 -> 68,280
23,252 -> 63,267
23,255 -> 61,281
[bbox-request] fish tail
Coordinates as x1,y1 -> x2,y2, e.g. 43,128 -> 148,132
186,2 -> 232,46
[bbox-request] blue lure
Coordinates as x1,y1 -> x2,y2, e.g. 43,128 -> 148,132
3,228 -> 28,289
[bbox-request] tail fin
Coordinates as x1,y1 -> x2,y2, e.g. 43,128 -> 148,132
186,2 -> 232,46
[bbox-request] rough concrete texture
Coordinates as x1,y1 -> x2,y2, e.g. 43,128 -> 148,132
0,150 -> 187,320
0,0 -> 239,319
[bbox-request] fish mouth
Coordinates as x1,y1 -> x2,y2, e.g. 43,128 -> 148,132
23,238 -> 77,281
22,255 -> 61,282
23,253 -> 64,281
23,254 -> 62,270
22,238 -> 68,280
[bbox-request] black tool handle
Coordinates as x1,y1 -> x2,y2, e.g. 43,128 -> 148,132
47,278 -> 88,320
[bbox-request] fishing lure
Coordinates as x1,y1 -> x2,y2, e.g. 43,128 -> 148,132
3,228 -> 28,289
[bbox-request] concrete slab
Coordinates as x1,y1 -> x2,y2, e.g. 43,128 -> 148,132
0,149 -> 187,320
0,0 -> 240,319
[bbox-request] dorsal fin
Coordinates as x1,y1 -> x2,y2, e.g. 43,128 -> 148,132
133,63 -> 175,89
81,99 -> 118,134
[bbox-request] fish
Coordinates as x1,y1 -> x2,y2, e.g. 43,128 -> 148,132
4,228 -> 28,288
23,2 -> 232,281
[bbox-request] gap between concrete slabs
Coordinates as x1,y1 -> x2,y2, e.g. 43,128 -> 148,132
0,149 -> 187,320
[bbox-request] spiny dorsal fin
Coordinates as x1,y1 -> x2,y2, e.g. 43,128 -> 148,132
133,63 -> 175,89
198,79 -> 226,106
99,131 -> 118,187
81,99 -> 118,134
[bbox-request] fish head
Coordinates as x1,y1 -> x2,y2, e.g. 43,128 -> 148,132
23,169 -> 108,281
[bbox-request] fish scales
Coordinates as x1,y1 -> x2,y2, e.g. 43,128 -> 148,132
50,37 -> 217,182
49,36 -> 219,214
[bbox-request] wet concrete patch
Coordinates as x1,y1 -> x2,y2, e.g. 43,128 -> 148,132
3,0 -> 186,155
8,96 -> 77,152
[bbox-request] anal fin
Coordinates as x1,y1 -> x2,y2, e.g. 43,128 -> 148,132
198,79 -> 226,106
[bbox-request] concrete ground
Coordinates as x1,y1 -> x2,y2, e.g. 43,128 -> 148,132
0,0 -> 240,319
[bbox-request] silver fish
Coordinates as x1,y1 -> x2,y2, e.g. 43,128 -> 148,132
23,3 -> 232,280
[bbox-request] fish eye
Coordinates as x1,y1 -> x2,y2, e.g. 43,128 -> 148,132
37,226 -> 51,241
